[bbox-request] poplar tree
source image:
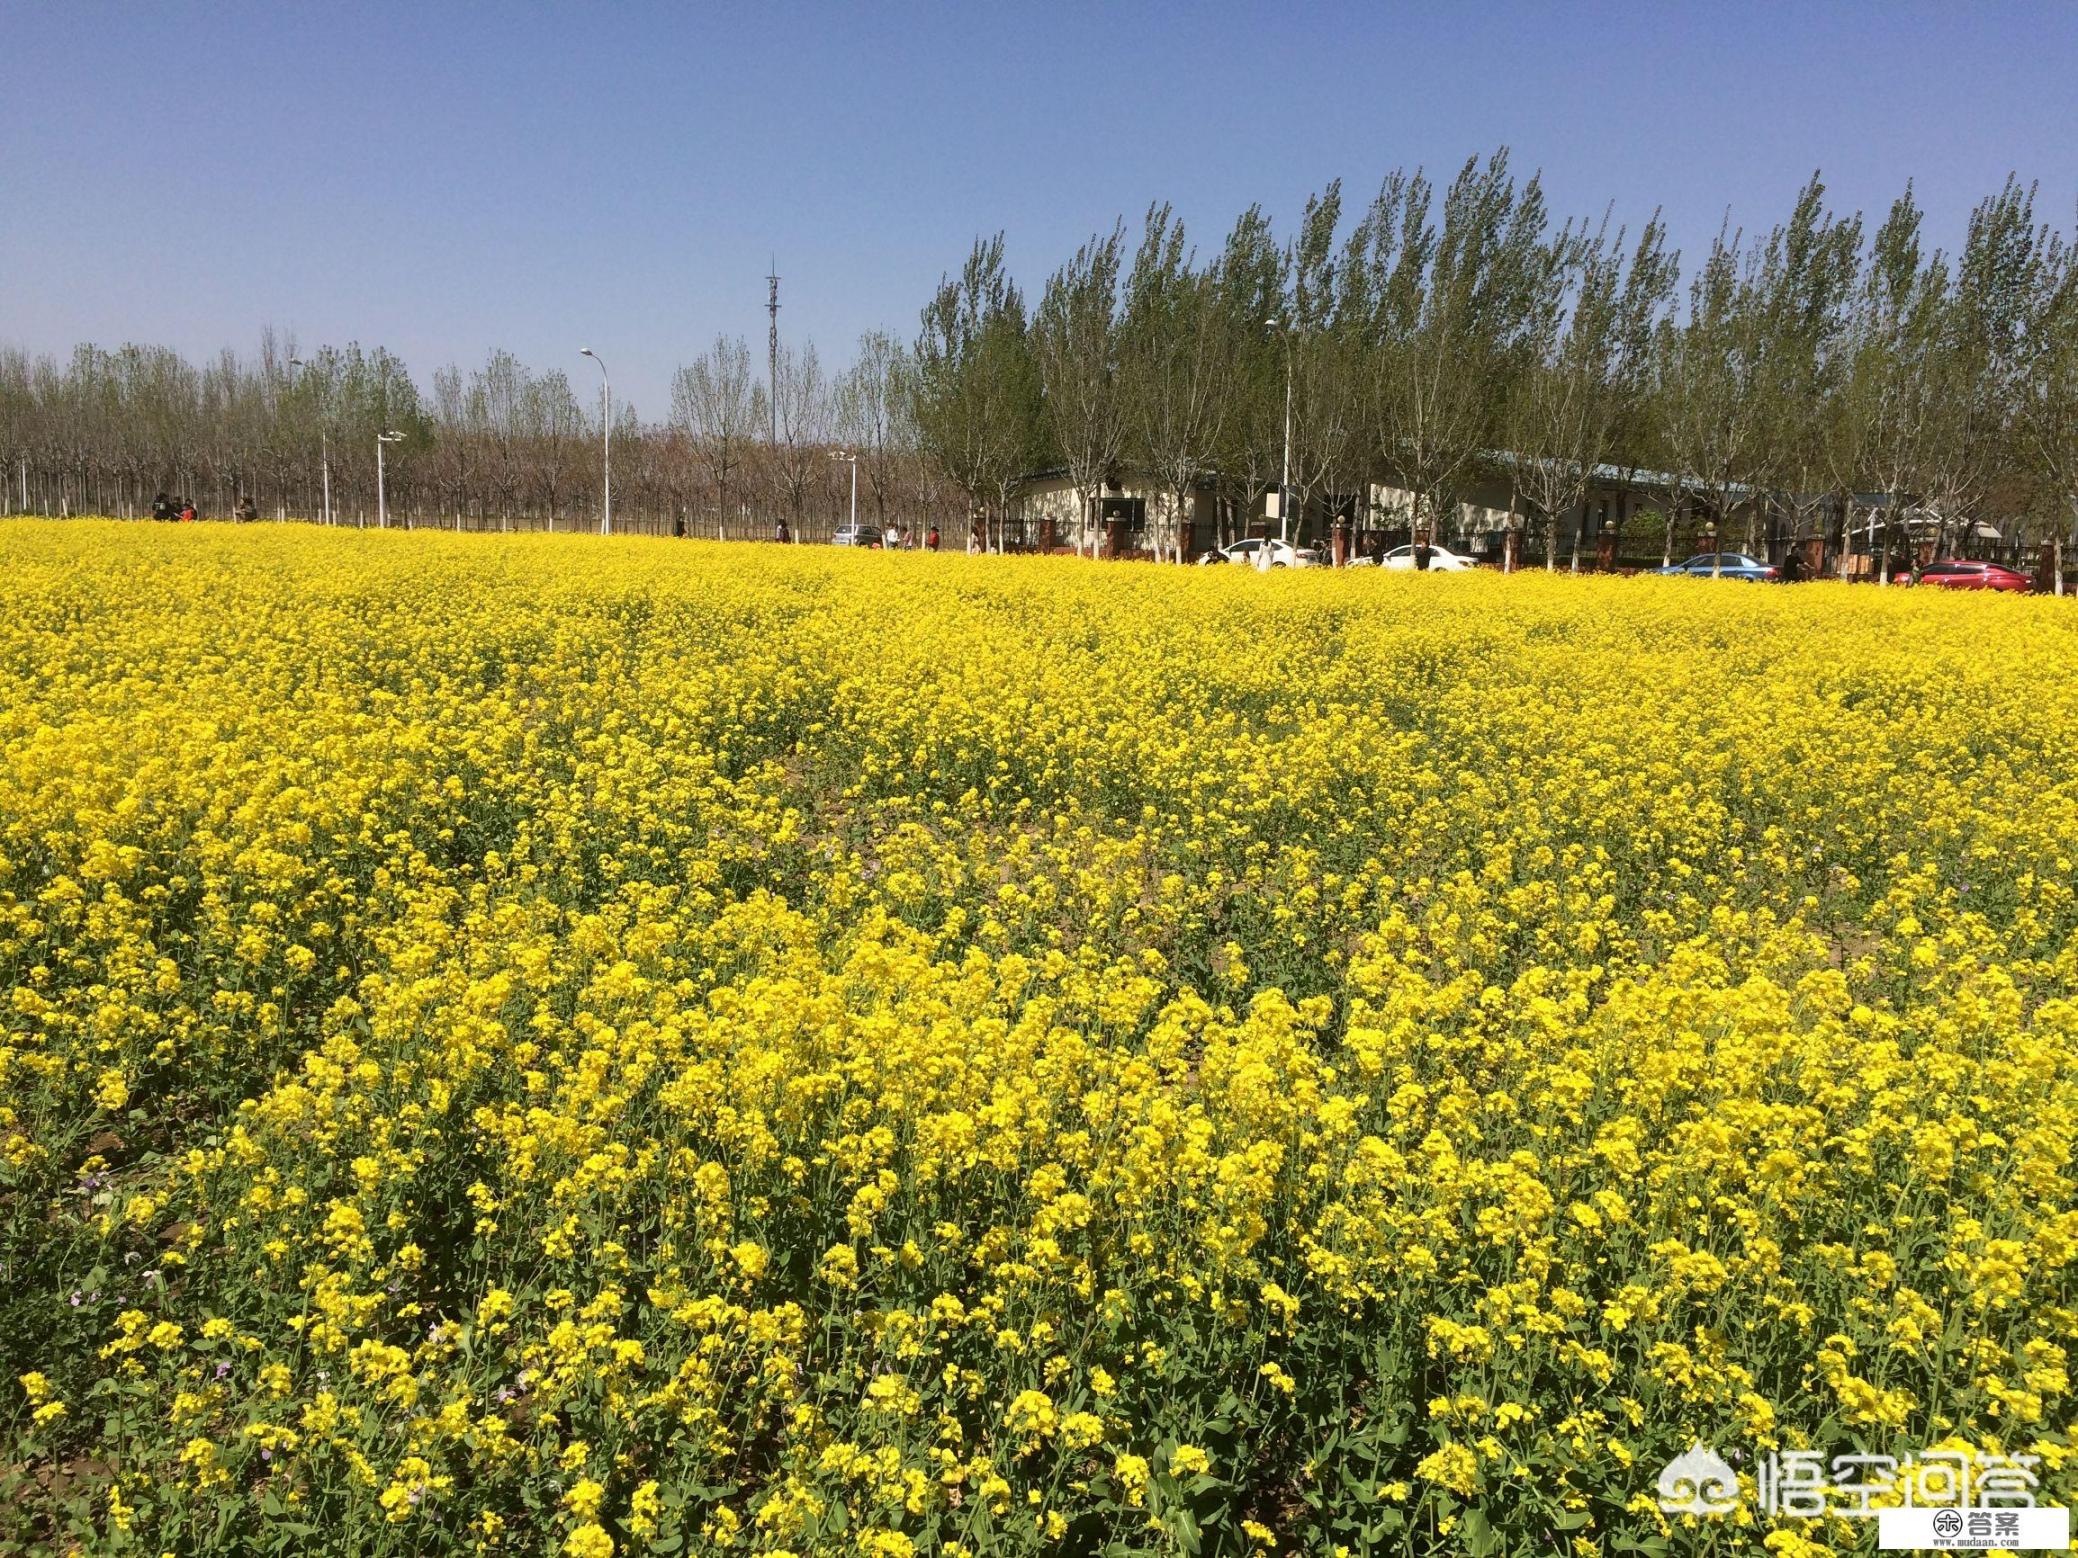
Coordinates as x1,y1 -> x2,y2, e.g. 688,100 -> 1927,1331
1119,205 -> 1231,562
1507,214 -> 1617,569
1373,152 -> 1552,552
1032,223 -> 1126,554
1654,226 -> 1763,572
912,234 -> 1043,549
1209,206 -> 1290,544
2017,216 -> 2077,589
1279,182 -> 1354,540
1746,175 -> 1863,559
1828,186 -> 1945,578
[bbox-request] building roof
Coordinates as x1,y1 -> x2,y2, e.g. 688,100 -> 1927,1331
1017,455 -> 1999,523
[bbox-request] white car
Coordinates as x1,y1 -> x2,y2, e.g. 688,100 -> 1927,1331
1377,543 -> 1474,572
1197,538 -> 1323,568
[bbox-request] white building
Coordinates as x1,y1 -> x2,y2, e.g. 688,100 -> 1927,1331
1007,458 -> 2004,571
1008,463 -> 1720,563
1008,470 -> 1220,558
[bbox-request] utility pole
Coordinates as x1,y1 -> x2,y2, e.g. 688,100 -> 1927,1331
831,449 -> 858,538
1266,316 -> 1293,547
376,431 -> 404,529
766,259 -> 781,446
287,357 -> 334,524
581,348 -> 611,536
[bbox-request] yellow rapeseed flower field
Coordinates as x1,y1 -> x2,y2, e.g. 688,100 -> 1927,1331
4,520 -> 2078,1556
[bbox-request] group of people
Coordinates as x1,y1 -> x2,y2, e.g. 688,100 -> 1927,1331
756,518 -> 941,549
149,493 -> 261,523
665,515 -> 944,550
876,522 -> 941,551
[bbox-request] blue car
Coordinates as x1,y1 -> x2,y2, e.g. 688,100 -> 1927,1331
1657,552 -> 1779,581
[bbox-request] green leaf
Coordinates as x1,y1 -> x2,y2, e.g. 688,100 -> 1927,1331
1462,1508 -> 1501,1557
1610,1536 -> 1670,1556
1171,1505 -> 1202,1555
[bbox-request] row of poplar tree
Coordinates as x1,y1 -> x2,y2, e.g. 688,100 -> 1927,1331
4,151 -> 2076,561
913,153 -> 2078,567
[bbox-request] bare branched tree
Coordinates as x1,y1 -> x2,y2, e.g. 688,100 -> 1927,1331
771,341 -> 832,532
834,330 -> 914,530
672,336 -> 766,540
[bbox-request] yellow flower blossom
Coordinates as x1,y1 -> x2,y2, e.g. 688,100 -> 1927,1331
5,526 -> 2077,1550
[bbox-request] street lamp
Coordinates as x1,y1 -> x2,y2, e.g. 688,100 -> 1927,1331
580,348 -> 611,536
1264,316 -> 1294,547
376,431 -> 404,530
287,357 -> 333,525
830,448 -> 858,542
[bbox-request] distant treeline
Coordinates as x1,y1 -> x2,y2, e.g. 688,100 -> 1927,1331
0,330 -> 957,538
6,152 -> 2076,561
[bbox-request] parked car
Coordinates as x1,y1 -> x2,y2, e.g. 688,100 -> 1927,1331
1196,538 -> 1324,568
1377,543 -> 1475,572
831,524 -> 883,548
1657,552 -> 1779,581
1890,559 -> 2031,592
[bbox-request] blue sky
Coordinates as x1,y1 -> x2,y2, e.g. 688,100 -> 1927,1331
4,1 -> 2075,415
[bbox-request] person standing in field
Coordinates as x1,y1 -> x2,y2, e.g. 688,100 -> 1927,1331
151,492 -> 175,522
179,501 -> 197,523
926,524 -> 940,552
774,517 -> 791,544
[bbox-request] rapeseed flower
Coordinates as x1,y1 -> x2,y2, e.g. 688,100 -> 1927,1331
4,522 -> 2077,1553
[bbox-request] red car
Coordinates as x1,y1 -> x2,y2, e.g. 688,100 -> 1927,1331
1890,559 -> 2032,592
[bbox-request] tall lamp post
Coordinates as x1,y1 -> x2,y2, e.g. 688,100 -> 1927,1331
376,431 -> 404,530
287,356 -> 333,525
830,449 -> 858,542
580,348 -> 611,536
1264,316 -> 1294,547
